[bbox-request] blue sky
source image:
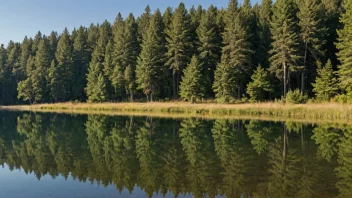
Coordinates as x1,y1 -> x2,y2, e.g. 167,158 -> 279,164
0,0 -> 258,45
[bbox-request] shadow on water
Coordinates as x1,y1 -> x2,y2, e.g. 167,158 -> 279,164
0,110 -> 350,197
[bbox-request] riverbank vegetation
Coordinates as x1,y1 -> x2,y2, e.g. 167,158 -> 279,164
0,0 -> 351,106
4,102 -> 352,122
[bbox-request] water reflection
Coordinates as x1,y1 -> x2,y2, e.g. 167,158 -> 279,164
0,111 -> 350,197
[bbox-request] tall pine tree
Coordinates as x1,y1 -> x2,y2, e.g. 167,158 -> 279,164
197,5 -> 222,96
213,0 -> 253,102
73,26 -> 90,100
48,28 -> 73,102
180,55 -> 203,102
136,9 -> 166,101
85,21 -> 111,102
111,13 -> 139,101
165,3 -> 192,98
336,0 -> 352,97
269,0 -> 301,97
298,0 -> 326,94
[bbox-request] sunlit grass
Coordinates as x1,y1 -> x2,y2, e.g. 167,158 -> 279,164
3,101 -> 352,122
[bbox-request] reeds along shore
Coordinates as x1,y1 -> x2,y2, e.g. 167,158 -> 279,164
3,102 -> 352,122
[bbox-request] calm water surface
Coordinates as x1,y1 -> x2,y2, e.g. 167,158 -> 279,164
0,111 -> 350,198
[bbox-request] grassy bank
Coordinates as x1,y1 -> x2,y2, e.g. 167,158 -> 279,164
2,102 -> 352,122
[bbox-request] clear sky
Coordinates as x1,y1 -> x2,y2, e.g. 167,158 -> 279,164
0,0 -> 258,45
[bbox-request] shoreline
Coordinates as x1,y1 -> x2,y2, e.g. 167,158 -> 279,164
2,102 -> 352,123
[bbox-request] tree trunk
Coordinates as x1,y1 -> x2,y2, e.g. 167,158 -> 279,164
173,72 -> 176,98
302,42 -> 308,95
283,62 -> 287,98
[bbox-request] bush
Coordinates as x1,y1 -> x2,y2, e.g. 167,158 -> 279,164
332,94 -> 352,104
286,89 -> 308,104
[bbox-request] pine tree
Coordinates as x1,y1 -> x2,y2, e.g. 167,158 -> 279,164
48,31 -> 58,60
165,2 -> 193,98
298,0 -> 326,94
0,44 -> 10,104
336,0 -> 352,97
180,55 -> 203,102
241,0 -> 260,68
312,60 -> 339,101
321,0 -> 343,66
136,9 -> 166,101
85,21 -> 111,102
213,0 -> 253,102
85,61 -> 108,102
137,5 -> 151,44
73,26 -> 90,100
111,13 -> 139,101
246,65 -> 273,101
269,0 -> 301,97
162,7 -> 173,98
258,0 -> 273,68
18,56 -> 35,103
189,5 -> 203,55
197,5 -> 222,96
20,36 -> 32,79
87,23 -> 100,52
48,28 -> 73,101
7,42 -> 21,104
32,31 -> 42,56
32,38 -> 52,103
8,42 -> 22,82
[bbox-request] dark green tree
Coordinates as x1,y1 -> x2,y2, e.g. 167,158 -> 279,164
269,0 -> 301,97
298,0 -> 326,94
258,0 -> 273,68
137,5 -> 151,44
48,28 -> 73,101
246,65 -> 273,101
136,9 -> 166,101
32,38 -> 52,103
165,2 -> 192,98
111,13 -> 139,101
336,0 -> 352,98
197,5 -> 222,96
213,0 -> 253,102
85,21 -> 111,102
72,26 -> 90,100
312,59 -> 339,101
179,55 -> 203,102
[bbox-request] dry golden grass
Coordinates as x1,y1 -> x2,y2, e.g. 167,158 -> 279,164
2,101 -> 352,122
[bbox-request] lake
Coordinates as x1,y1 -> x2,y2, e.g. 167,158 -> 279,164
0,110 -> 350,198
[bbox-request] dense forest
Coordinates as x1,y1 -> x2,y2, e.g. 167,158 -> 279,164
0,0 -> 350,105
1,111 -> 351,197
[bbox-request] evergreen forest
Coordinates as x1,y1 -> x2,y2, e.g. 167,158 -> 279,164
0,0 -> 351,105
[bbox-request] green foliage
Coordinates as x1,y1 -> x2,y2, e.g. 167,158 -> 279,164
49,28 -> 73,102
269,0 -> 301,97
286,89 -> 308,104
213,0 -> 253,103
0,2 -> 347,105
165,2 -> 193,97
336,0 -> 352,97
179,56 -> 203,102
312,60 -> 339,101
111,13 -> 139,100
246,65 -> 273,101
197,5 -> 222,96
136,9 -> 166,101
72,26 -> 90,101
85,62 -> 107,102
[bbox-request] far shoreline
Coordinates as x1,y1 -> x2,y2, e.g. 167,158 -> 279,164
2,102 -> 352,124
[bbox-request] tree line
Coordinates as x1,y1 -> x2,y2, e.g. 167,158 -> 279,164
0,0 -> 350,105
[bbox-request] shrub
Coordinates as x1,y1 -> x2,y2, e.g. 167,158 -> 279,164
332,94 -> 352,104
286,89 -> 308,104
